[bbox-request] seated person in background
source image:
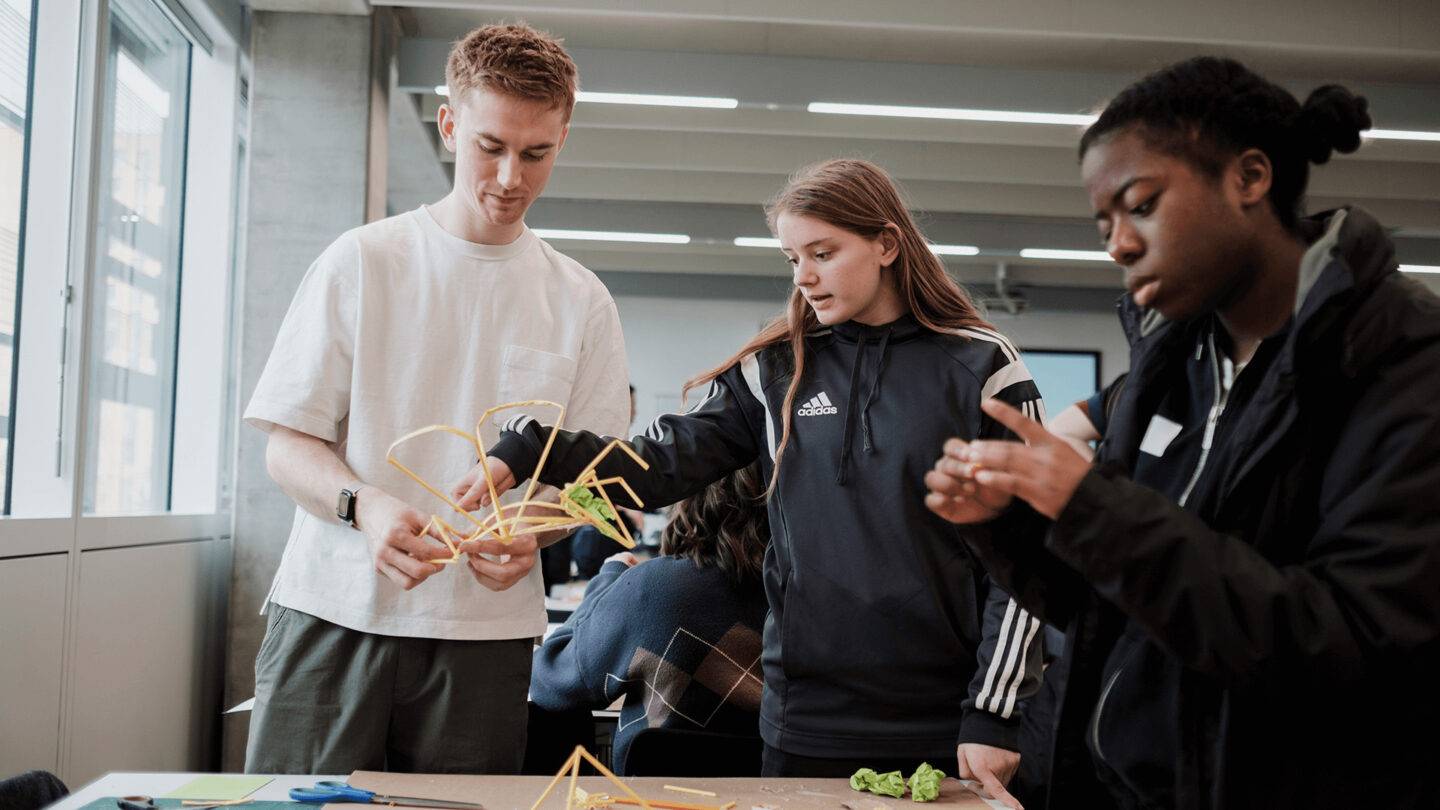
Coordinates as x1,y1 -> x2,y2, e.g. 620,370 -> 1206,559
570,506 -> 644,580
530,463 -> 770,771
1046,372 -> 1129,460
543,513 -> 642,593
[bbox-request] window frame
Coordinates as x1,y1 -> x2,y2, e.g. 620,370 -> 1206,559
81,0 -> 196,515
0,0 -> 40,515
0,0 -> 245,552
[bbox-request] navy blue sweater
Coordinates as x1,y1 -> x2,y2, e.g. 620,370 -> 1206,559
530,556 -> 769,771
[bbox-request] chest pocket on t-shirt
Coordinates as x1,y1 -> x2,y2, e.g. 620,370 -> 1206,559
496,345 -> 577,423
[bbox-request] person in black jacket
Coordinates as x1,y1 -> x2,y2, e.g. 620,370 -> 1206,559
925,56 -> 1440,808
455,159 -> 1045,805
531,463 -> 770,771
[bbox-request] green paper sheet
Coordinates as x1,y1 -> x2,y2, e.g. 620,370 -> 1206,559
160,775 -> 273,801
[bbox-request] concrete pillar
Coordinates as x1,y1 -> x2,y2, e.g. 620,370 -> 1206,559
222,9 -> 376,771
386,92 -> 449,216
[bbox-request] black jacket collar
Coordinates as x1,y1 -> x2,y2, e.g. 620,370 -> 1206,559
830,313 -> 924,343
1116,207 -> 1401,375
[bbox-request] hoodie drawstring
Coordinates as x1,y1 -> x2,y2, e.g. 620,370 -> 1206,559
834,326 -> 894,485
834,333 -> 869,485
860,327 -> 893,454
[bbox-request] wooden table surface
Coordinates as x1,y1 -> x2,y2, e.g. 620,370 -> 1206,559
348,770 -> 994,810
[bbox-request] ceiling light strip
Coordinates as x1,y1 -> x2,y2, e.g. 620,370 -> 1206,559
1364,129 -> 1440,143
808,101 -> 1097,127
1019,248 -> 1114,262
577,90 -> 738,109
534,229 -> 691,244
436,86 -> 738,109
733,237 -> 781,248
930,244 -> 980,256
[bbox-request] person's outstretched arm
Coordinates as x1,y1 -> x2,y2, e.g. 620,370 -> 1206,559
452,363 -> 765,511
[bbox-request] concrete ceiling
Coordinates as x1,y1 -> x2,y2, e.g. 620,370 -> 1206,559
250,0 -> 369,14
372,0 -> 1440,307
386,1 -> 1440,82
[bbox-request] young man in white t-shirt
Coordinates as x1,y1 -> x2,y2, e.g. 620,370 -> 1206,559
242,24 -> 630,774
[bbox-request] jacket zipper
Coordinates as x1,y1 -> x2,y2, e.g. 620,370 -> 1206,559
1178,331 -> 1240,508
1091,664 -> 1125,764
1093,333 -> 1247,766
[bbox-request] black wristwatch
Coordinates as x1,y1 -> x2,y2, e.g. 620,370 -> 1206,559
337,485 -> 363,529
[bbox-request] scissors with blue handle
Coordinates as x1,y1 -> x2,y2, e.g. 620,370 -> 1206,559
289,781 -> 483,810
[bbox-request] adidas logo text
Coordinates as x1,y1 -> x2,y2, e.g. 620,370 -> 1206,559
797,392 -> 838,416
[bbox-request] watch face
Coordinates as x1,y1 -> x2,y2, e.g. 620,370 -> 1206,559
337,489 -> 354,519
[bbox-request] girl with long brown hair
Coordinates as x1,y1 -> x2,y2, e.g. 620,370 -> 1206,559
459,159 -> 1045,803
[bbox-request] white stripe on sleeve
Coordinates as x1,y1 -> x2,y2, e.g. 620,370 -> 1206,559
975,600 -> 1016,714
739,354 -> 777,460
981,361 -> 1035,401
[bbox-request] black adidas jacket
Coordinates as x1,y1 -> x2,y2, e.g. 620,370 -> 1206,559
965,208 -> 1440,808
492,315 -> 1046,758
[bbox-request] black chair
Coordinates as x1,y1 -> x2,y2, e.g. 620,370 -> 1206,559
620,728 -> 763,777
0,770 -> 69,810
523,705 -> 598,775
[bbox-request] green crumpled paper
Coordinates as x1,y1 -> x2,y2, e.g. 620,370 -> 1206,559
849,763 -> 946,802
849,768 -> 906,798
907,762 -> 946,802
849,768 -> 878,792
564,483 -> 617,522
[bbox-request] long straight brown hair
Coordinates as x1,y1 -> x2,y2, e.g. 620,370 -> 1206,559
685,159 -> 992,492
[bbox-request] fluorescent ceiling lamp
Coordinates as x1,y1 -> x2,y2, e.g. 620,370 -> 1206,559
930,244 -> 980,256
533,228 -> 690,244
809,101 -> 1097,127
1365,129 -> 1440,143
577,90 -> 738,109
1020,248 -> 1115,262
736,237 -> 979,255
734,237 -> 781,248
1400,264 -> 1440,274
435,86 -> 737,109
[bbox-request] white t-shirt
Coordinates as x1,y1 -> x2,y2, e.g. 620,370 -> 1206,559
243,206 -> 630,640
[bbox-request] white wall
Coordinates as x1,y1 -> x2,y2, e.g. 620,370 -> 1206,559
615,295 -> 786,430
989,308 -> 1131,384
0,534 -> 231,785
614,294 -> 1130,430
0,554 -> 67,773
